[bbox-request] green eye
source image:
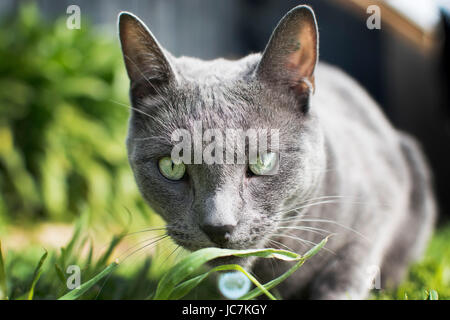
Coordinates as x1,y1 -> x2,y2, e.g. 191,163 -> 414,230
158,157 -> 186,181
249,152 -> 278,176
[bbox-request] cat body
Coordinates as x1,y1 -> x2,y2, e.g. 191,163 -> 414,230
118,6 -> 436,299
253,62 -> 436,298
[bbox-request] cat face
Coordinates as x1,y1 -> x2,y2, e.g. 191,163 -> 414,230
118,6 -> 325,263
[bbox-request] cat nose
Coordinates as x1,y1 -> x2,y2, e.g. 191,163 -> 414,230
200,224 -> 235,246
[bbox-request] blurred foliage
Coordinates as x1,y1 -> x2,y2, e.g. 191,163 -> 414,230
0,3 -> 151,224
0,218 -> 163,300
1,221 -> 449,300
0,212 -> 328,300
372,224 -> 450,300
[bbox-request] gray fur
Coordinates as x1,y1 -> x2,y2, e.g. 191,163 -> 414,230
118,6 -> 436,299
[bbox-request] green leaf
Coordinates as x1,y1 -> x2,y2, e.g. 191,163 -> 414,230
95,233 -> 124,270
426,290 -> 438,300
0,241 -> 8,300
168,273 -> 210,300
58,261 -> 118,300
170,264 -> 275,300
54,263 -> 66,285
85,239 -> 94,270
240,236 -> 329,300
153,246 -> 317,300
27,249 -> 48,300
60,219 -> 83,266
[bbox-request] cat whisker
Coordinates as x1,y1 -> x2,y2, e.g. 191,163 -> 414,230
95,234 -> 170,299
130,135 -> 171,142
158,244 -> 181,268
123,226 -> 168,237
174,246 -> 188,263
271,233 -> 335,255
119,234 -> 170,263
273,195 -> 355,215
87,226 -> 166,267
117,233 -> 169,261
277,199 -> 367,217
109,99 -> 154,118
278,216 -> 369,242
263,237 -> 296,253
277,226 -> 332,237
142,245 -> 187,299
297,195 -> 349,203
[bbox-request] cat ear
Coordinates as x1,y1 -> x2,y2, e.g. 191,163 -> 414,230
256,5 -> 318,95
118,12 -> 176,88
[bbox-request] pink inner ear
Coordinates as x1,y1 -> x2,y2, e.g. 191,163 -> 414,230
284,23 -> 317,92
287,25 -> 316,80
255,6 -> 318,93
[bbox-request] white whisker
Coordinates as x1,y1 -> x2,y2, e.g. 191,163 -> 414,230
278,226 -> 332,237
272,233 -> 335,255
109,99 -> 154,118
278,217 -> 369,242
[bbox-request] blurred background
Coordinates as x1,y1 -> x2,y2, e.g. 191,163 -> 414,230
0,0 -> 449,300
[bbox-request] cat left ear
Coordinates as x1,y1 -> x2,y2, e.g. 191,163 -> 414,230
118,12 -> 176,88
256,5 -> 318,96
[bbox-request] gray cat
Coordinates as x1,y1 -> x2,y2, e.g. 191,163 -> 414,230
118,5 -> 436,299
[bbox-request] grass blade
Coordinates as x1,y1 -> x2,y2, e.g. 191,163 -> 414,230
170,264 -> 275,300
95,234 -> 124,270
240,236 -> 329,300
60,220 -> 83,266
0,241 -> 8,300
153,247 -> 308,300
54,263 -> 66,285
58,261 -> 118,300
168,273 -> 210,300
426,290 -> 439,300
27,249 -> 48,300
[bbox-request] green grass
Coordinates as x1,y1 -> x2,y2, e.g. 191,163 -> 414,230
371,222 -> 450,300
0,2 -> 149,227
0,212 -> 328,300
0,220 -> 449,300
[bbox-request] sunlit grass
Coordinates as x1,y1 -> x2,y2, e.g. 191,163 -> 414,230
0,211 -> 328,300
1,220 -> 449,300
372,222 -> 450,300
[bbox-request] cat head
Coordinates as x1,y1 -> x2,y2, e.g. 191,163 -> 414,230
118,5 -> 325,263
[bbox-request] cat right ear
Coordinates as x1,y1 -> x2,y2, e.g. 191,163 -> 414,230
118,12 -> 176,90
255,6 -> 318,97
